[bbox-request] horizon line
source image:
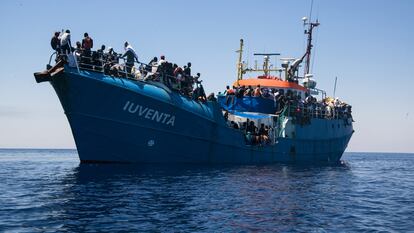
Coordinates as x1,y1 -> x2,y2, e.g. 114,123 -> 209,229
0,148 -> 413,154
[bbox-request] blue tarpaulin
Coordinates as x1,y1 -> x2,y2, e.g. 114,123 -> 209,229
232,112 -> 271,119
217,95 -> 277,114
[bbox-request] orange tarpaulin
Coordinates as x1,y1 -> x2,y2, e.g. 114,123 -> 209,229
233,78 -> 308,92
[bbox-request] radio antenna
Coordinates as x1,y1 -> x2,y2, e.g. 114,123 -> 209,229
309,0 -> 314,22
333,76 -> 338,97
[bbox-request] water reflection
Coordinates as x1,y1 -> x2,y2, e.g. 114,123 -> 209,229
55,162 -> 352,232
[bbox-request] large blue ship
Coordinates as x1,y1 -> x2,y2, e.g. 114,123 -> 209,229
34,19 -> 353,164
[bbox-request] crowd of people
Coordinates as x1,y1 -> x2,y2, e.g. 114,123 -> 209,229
222,85 -> 353,122
221,85 -> 353,145
50,30 -> 209,101
242,121 -> 272,146
223,112 -> 273,146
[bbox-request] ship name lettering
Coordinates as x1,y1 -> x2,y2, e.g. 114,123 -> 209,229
123,101 -> 175,126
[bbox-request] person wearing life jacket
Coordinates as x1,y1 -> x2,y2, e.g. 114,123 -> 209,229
173,65 -> 184,89
82,32 -> 93,56
253,85 -> 262,97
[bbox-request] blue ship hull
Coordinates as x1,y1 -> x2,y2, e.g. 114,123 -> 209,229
50,67 -> 353,164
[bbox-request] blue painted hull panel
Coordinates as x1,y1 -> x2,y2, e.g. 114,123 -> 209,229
51,68 -> 353,164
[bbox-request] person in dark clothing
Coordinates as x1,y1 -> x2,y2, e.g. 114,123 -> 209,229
258,124 -> 266,136
184,62 -> 191,76
276,94 -> 286,114
233,122 -> 239,129
244,85 -> 253,96
105,47 -> 118,64
122,42 -> 139,76
258,124 -> 269,145
193,75 -> 206,102
93,45 -> 106,70
74,41 -> 83,55
247,121 -> 257,134
146,57 -> 157,72
103,47 -> 117,75
246,120 -> 258,144
207,93 -> 217,102
50,32 -> 60,53
236,86 -> 245,98
223,110 -> 229,121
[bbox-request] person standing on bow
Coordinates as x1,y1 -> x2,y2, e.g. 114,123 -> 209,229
60,29 -> 72,55
50,32 -> 60,54
82,32 -> 93,58
122,41 -> 139,77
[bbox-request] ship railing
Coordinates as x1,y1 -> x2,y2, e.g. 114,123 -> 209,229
51,51 -> 197,93
48,51 -> 58,69
275,104 -> 352,139
70,53 -> 191,89
282,103 -> 352,121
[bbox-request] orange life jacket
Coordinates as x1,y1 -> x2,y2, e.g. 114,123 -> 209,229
83,37 -> 93,50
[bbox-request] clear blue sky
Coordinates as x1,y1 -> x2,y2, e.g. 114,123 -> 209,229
0,0 -> 413,152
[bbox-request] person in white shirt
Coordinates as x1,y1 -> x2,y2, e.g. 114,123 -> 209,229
121,41 -> 139,75
60,29 -> 72,54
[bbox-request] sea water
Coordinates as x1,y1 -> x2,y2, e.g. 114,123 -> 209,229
0,149 -> 413,232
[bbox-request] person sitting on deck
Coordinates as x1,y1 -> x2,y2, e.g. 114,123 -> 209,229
122,41 -> 139,77
147,57 -> 158,72
258,123 -> 269,145
245,120 -> 258,145
143,57 -> 159,81
240,122 -> 247,131
102,47 -> 118,75
246,121 -> 257,135
74,41 -> 83,57
229,121 -> 239,129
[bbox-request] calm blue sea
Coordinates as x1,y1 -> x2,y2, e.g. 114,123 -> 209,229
0,149 -> 413,232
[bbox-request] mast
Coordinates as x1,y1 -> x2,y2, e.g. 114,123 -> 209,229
236,39 -> 244,83
303,19 -> 319,76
